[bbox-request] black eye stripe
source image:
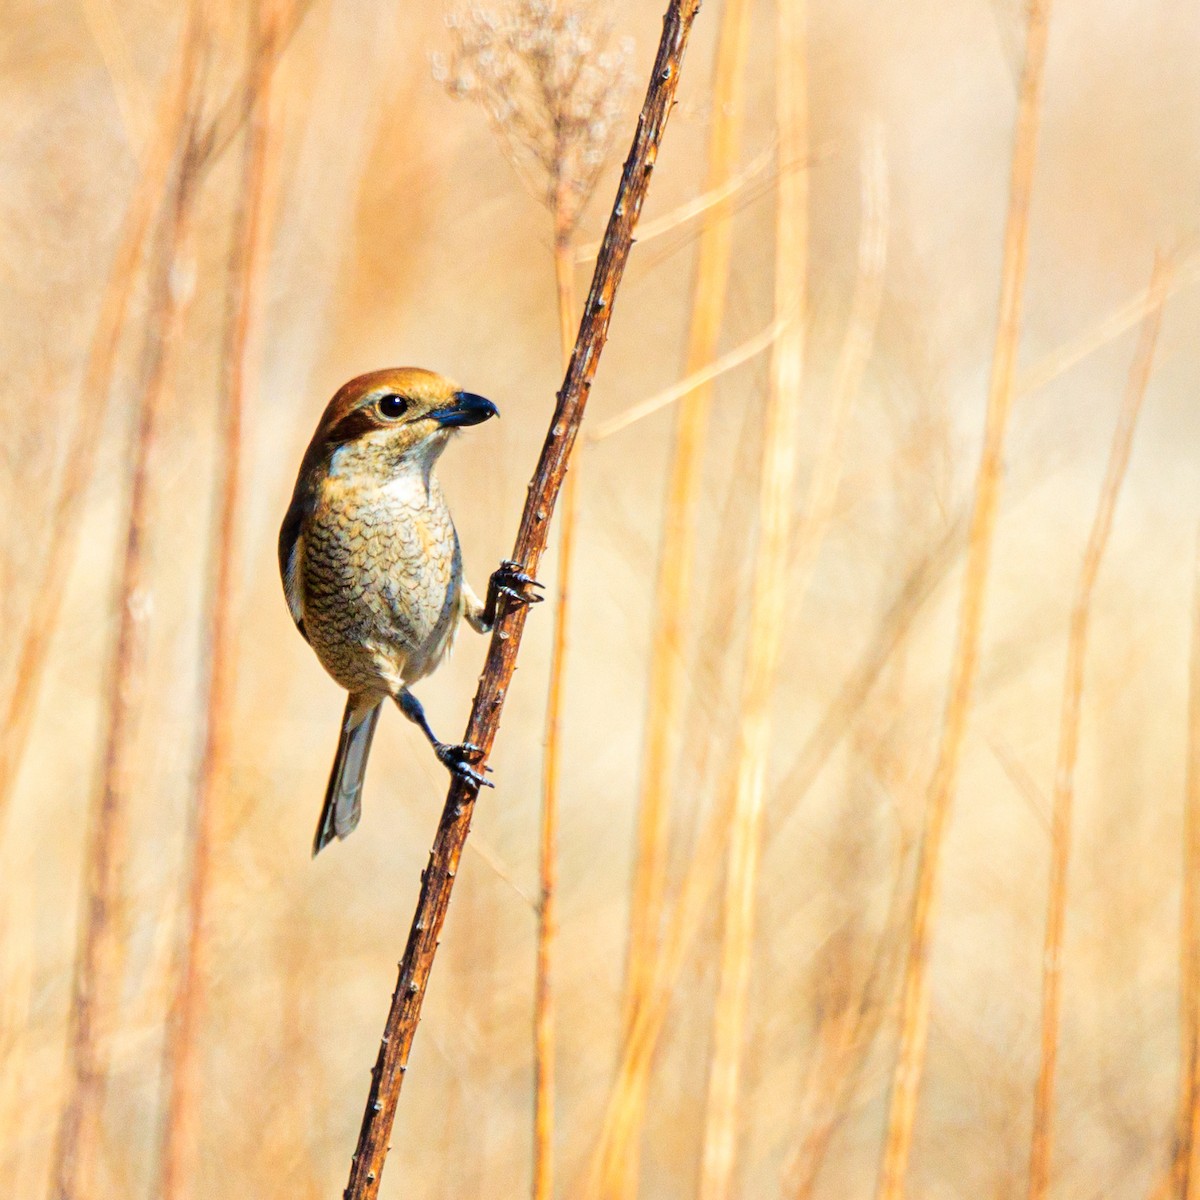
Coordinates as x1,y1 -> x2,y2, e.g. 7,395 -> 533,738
377,393 -> 408,419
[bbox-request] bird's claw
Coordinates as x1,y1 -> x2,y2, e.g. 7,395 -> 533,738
435,741 -> 494,789
491,559 -> 545,608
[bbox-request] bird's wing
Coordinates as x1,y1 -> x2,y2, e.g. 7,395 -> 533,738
278,491 -> 309,642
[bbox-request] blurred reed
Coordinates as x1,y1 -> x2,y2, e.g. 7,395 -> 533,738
696,0 -> 808,1192
612,0 -> 752,1192
1027,254 -> 1170,1200
50,12 -> 211,1192
877,2 -> 1054,1195
156,5 -> 284,1198
1179,532 -> 1200,1200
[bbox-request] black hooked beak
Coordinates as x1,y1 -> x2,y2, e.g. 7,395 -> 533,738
430,391 -> 499,428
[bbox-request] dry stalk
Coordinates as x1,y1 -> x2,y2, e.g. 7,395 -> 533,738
876,4 -> 1054,1196
783,846 -> 910,1200
574,143 -> 773,262
768,122 -> 891,1198
1180,529 -> 1200,1200
0,0 -> 315,835
437,10 -> 636,1193
50,62 -> 208,1200
696,0 -> 808,1189
80,0 -> 151,151
534,214 -> 577,1200
155,8 -> 283,1200
340,6 -> 704,1197
1026,255 -> 1170,1199
1017,247 -> 1199,398
613,0 -> 753,1192
591,319 -> 781,443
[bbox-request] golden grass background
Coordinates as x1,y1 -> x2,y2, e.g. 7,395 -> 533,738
3,0 -> 1200,1196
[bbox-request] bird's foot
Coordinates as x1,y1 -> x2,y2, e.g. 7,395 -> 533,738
435,741 -> 494,789
491,559 -> 545,609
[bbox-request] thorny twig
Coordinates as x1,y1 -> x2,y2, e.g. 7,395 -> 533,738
342,4 -> 704,1198
436,8 -> 633,1193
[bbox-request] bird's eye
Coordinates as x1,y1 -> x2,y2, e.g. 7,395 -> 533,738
377,393 -> 408,420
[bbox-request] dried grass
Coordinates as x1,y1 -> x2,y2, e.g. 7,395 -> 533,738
51,66 -> 208,1200
1180,530 -> 1200,1200
617,0 -> 753,1186
877,3 -> 1055,1195
156,7 -> 284,1199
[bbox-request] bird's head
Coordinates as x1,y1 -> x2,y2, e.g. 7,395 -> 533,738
310,367 -> 498,481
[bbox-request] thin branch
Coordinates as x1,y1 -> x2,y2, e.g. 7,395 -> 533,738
1027,255 -> 1170,1200
340,5 -> 704,1197
156,7 -> 283,1199
876,4 -> 1054,1196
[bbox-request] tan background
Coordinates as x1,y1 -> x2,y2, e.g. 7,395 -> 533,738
3,0 -> 1200,1196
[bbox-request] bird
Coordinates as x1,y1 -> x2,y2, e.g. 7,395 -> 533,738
279,366 -> 542,856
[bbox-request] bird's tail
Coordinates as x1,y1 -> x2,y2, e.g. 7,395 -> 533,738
313,695 -> 382,856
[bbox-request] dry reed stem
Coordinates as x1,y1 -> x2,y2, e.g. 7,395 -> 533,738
767,122 -> 890,1198
606,2 -> 752,1192
534,217 -> 579,1200
783,847 -> 910,1200
573,143 -> 772,262
766,512 -> 967,847
585,516 -> 967,1197
1017,248 -> 1199,397
1026,256 -> 1170,1200
0,0 -> 314,836
591,318 -> 782,442
155,8 -> 282,1200
1179,529 -> 1200,1200
80,0 -> 151,151
437,14 -> 636,1192
788,123 -> 886,621
697,0 -> 807,1187
51,71 -> 207,1200
876,4 -> 1053,1195
340,6 -> 704,1196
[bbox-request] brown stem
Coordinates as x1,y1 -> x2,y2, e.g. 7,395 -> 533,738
1027,255 -> 1170,1199
341,5 -> 705,1198
876,3 -> 1054,1196
533,216 -> 578,1200
50,93 -> 206,1200
155,9 -> 282,1200
1180,528 -> 1200,1200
